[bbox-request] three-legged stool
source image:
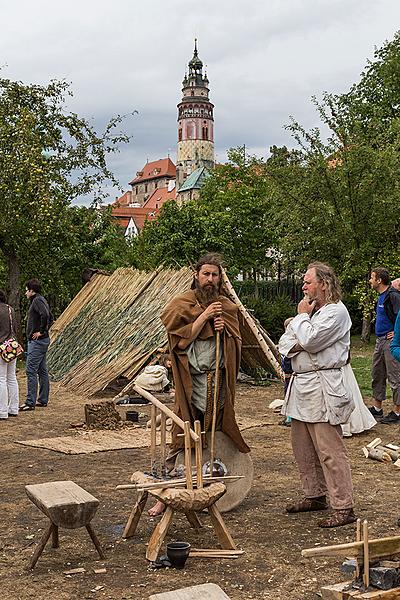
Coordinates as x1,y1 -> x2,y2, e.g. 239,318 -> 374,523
25,480 -> 105,569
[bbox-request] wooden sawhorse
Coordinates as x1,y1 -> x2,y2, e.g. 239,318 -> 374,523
25,480 -> 105,569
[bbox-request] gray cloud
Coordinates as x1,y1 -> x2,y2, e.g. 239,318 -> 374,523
1,0 -> 399,204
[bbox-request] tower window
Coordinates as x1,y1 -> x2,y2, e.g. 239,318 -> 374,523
145,184 -> 148,193
178,128 -> 182,141
191,91 -> 194,96
202,127 -> 208,140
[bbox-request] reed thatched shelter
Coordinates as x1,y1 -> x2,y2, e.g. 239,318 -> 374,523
48,267 -> 282,396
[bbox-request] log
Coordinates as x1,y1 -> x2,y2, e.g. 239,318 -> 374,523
221,267 -> 284,380
363,447 -> 392,463
148,482 -> 227,512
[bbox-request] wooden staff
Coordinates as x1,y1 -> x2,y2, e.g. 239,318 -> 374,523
210,330 -> 220,476
150,404 -> 157,475
194,420 -> 203,489
184,421 -> 193,490
160,412 -> 167,477
363,520 -> 369,588
221,266 -> 284,381
355,518 -> 362,579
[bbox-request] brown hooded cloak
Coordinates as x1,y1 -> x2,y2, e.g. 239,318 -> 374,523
161,289 -> 250,454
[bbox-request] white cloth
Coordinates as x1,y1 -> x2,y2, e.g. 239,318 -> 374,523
341,364 -> 376,435
278,301 -> 355,425
134,365 -> 169,392
0,358 -> 19,418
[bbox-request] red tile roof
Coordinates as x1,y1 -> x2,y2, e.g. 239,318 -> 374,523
143,184 -> 176,210
111,205 -> 158,233
129,158 -> 176,185
112,191 -> 132,207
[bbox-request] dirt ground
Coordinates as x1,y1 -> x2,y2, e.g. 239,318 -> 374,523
1,371 -> 399,600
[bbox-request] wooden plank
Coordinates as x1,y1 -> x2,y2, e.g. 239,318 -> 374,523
149,583 -> 231,599
302,535 -> 400,562
25,481 -> 99,529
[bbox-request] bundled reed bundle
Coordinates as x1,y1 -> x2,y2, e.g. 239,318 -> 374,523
48,266 -> 281,396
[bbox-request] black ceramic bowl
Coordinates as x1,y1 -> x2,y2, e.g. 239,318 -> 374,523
166,541 -> 191,568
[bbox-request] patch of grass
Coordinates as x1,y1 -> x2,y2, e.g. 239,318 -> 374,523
350,335 -> 374,398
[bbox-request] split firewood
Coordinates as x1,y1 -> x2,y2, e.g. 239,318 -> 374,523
377,446 -> 400,461
366,437 -> 382,449
386,443 -> 400,451
362,446 -> 392,462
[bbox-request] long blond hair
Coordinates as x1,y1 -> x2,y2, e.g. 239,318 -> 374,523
307,262 -> 342,304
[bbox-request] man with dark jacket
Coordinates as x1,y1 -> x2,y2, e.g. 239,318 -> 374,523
369,267 -> 400,423
20,279 -> 52,411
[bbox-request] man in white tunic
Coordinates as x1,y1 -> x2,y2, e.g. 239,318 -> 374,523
279,262 -> 357,528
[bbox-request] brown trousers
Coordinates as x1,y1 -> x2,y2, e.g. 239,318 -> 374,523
291,419 -> 354,510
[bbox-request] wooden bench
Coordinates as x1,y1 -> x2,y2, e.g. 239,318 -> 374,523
25,480 -> 105,569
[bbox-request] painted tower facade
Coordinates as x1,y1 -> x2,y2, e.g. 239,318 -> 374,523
176,40 -> 215,188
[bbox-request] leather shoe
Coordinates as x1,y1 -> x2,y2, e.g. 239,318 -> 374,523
286,496 -> 328,513
20,405 -> 35,412
318,508 -> 357,528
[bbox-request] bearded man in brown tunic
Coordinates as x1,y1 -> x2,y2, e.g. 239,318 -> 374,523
148,253 -> 249,516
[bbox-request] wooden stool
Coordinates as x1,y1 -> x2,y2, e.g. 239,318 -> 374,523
25,480 -> 105,569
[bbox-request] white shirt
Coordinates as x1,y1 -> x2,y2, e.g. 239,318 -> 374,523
278,301 -> 354,425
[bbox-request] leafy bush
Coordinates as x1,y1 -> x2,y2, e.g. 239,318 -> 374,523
242,294 -> 296,343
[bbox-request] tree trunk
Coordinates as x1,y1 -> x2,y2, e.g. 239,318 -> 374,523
7,252 -> 22,340
252,268 -> 259,299
361,314 -> 371,343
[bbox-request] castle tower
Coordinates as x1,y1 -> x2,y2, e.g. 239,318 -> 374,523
176,40 -> 215,188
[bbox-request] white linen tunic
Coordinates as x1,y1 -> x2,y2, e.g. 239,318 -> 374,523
278,301 -> 355,425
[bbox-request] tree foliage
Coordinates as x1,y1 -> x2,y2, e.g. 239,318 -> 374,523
136,149 -> 277,278
0,77 -> 132,326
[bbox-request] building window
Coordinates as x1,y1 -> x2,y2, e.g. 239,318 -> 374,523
145,184 -> 148,193
202,127 -> 208,140
178,128 -> 182,141
154,181 -> 158,189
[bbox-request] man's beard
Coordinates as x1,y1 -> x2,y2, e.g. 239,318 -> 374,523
194,280 -> 220,306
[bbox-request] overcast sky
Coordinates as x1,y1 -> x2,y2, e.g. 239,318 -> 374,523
2,0 -> 399,205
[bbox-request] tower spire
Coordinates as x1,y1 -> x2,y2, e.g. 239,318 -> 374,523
176,41 -> 215,190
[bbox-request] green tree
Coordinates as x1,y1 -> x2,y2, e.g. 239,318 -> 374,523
137,148 -> 277,279
267,35 -> 400,338
0,78 -> 131,328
